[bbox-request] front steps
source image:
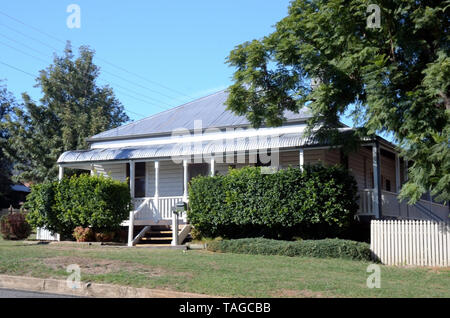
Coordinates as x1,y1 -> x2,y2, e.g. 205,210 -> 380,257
134,225 -> 192,246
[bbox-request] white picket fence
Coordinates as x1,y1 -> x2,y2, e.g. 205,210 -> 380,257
36,227 -> 60,241
371,220 -> 449,267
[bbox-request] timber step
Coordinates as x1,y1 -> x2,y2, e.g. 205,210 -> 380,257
140,237 -> 172,241
138,225 -> 173,246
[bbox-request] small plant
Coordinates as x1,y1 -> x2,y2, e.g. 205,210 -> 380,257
0,213 -> 32,240
73,226 -> 95,242
95,231 -> 115,242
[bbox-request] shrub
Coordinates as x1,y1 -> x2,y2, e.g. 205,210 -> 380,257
188,165 -> 358,240
206,238 -> 372,261
0,213 -> 32,240
73,226 -> 95,242
94,231 -> 115,242
25,174 -> 131,239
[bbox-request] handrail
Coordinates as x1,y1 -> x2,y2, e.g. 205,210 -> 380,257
133,197 -> 152,215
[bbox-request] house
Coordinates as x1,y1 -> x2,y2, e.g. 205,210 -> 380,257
56,90 -> 449,246
0,184 -> 30,210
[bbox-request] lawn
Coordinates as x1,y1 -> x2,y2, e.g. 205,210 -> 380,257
0,237 -> 448,297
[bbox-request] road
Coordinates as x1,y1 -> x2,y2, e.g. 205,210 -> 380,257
0,288 -> 82,298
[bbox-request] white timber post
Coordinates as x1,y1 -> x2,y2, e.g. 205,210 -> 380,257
172,212 -> 179,246
128,161 -> 135,247
210,157 -> 215,176
183,159 -> 188,201
403,159 -> 409,218
372,143 -> 382,219
154,160 -> 160,213
299,148 -> 304,171
127,210 -> 134,247
404,159 -> 409,182
58,165 -> 64,181
129,160 -> 135,199
395,153 -> 401,193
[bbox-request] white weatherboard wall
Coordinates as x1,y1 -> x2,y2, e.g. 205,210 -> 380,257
371,220 -> 449,267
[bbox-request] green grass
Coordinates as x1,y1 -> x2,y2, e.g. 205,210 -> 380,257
0,238 -> 448,297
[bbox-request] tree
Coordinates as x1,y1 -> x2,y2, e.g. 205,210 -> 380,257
5,43 -> 129,183
225,0 -> 449,203
0,82 -> 14,206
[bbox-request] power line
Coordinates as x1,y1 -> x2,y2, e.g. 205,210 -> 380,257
0,36 -> 170,112
0,10 -> 66,45
0,10 -> 194,100
100,68 -> 183,101
0,22 -> 60,52
0,40 -> 49,64
95,57 -> 193,100
0,59 -> 147,119
0,32 -> 50,57
0,61 -> 36,78
0,23 -> 181,108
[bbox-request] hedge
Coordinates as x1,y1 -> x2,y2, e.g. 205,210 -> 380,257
206,238 -> 372,261
25,174 -> 131,238
188,165 -> 358,240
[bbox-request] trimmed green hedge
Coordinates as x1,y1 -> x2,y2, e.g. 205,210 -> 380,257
188,165 -> 358,240
25,174 -> 131,238
206,238 -> 372,261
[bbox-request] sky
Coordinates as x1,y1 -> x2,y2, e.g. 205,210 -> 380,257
0,0 -> 295,121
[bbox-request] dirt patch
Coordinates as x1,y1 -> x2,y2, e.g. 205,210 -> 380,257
41,256 -> 167,277
271,289 -> 328,298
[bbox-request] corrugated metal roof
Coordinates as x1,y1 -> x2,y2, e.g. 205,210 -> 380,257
58,132 -> 321,164
11,184 -> 31,193
89,90 -> 312,141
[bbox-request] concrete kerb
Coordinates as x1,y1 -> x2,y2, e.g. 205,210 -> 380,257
0,275 -> 217,298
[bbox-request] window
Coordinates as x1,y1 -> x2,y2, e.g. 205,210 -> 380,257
126,162 -> 146,198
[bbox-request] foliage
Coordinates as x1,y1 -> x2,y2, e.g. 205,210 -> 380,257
25,174 -> 131,238
4,43 -> 129,183
188,165 -> 358,240
73,226 -> 95,242
206,238 -> 373,261
225,0 -> 450,203
94,231 -> 116,242
0,213 -> 32,240
0,82 -> 15,206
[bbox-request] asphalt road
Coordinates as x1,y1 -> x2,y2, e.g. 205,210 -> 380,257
0,288 -> 81,298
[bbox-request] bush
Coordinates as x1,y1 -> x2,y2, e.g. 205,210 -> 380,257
206,238 -> 372,261
25,174 -> 131,239
0,213 -> 32,240
73,226 -> 95,242
188,165 -> 358,240
94,231 -> 115,242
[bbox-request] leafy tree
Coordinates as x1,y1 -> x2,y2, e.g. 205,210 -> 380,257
225,0 -> 449,203
0,82 -> 14,206
5,43 -> 129,183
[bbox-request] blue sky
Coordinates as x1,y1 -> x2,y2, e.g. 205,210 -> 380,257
0,0 -> 294,121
